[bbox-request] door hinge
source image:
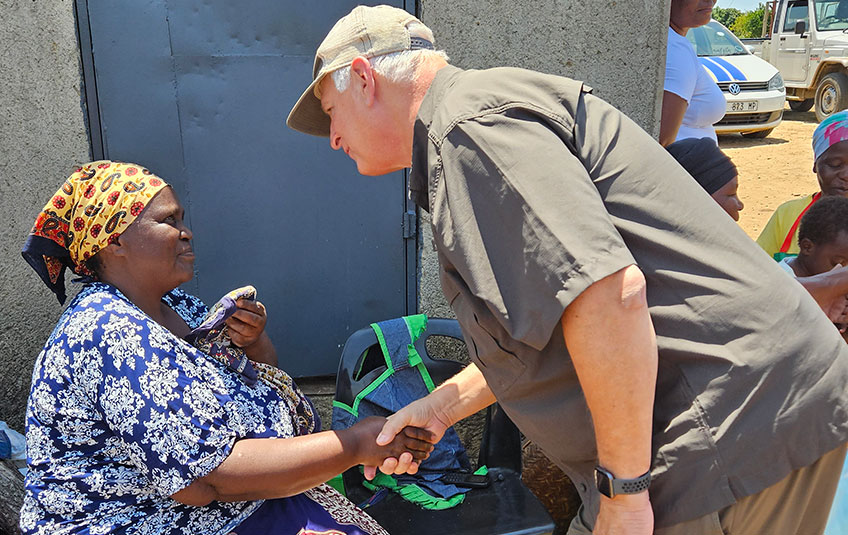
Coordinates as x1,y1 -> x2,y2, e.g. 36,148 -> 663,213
402,210 -> 417,239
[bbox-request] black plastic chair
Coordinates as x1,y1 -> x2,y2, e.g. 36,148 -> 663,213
334,318 -> 555,535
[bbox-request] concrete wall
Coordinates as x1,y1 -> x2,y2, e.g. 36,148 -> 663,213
0,0 -> 90,432
417,0 -> 673,331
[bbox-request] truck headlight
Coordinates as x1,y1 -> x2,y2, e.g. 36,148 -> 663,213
768,72 -> 784,92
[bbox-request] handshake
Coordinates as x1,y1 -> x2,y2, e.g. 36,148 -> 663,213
341,395 -> 452,480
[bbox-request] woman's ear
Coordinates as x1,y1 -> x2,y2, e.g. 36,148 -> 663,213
93,238 -> 124,277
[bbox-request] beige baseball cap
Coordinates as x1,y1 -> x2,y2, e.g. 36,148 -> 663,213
286,5 -> 433,137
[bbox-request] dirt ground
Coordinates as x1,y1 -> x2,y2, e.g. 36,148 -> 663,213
719,104 -> 820,239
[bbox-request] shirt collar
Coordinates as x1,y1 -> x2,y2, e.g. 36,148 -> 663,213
409,64 -> 463,213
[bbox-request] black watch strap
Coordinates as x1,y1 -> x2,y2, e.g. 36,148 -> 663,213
594,466 -> 651,498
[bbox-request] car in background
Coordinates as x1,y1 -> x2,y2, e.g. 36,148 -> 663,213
687,20 -> 786,138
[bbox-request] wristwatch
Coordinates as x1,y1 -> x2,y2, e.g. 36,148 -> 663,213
594,466 -> 651,498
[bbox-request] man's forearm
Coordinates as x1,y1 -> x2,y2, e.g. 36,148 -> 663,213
562,265 -> 657,481
432,362 -> 497,426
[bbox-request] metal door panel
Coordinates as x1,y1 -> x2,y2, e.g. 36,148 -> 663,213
80,0 -> 412,376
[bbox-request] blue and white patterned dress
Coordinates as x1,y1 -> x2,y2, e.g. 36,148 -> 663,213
19,283 -> 386,535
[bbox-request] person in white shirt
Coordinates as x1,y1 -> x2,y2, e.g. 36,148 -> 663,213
660,0 -> 726,145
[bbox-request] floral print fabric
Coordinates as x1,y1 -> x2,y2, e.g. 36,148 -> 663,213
21,283 -> 297,534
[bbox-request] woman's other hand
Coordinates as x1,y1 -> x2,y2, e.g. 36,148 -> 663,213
347,416 -> 434,471
228,299 -> 278,366
227,299 -> 267,347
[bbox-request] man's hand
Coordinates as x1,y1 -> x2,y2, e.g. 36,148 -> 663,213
363,396 -> 451,479
594,493 -> 653,535
348,417 -> 434,468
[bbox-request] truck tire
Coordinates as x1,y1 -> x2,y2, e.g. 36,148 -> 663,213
789,99 -> 814,112
815,72 -> 848,121
741,128 -> 774,139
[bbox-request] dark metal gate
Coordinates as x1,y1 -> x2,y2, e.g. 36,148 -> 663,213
75,0 -> 416,376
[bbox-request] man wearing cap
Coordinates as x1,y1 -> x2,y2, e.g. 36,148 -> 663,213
287,6 -> 848,535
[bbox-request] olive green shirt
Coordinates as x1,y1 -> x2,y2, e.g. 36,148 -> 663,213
410,65 -> 848,528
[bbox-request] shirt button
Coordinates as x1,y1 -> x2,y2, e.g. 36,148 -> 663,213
579,482 -> 588,492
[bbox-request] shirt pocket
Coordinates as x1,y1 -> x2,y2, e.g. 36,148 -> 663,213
450,291 -> 527,394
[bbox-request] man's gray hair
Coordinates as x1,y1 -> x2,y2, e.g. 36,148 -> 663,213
330,21 -> 449,92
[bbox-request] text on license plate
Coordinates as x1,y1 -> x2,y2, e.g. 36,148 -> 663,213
728,101 -> 758,112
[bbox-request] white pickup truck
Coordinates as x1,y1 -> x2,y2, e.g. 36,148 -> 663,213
759,0 -> 848,120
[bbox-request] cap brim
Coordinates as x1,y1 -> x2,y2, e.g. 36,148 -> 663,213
286,74 -> 331,137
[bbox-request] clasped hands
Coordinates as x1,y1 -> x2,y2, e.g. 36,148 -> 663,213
357,396 -> 451,480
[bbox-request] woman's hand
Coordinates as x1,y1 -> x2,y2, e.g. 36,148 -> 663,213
226,299 -> 278,366
346,416 -> 435,469
226,299 -> 267,347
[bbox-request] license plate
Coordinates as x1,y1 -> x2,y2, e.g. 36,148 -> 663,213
728,101 -> 758,112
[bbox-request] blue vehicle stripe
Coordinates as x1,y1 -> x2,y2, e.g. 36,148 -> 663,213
708,56 -> 747,81
699,57 -> 730,81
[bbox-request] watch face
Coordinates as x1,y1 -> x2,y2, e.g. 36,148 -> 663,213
595,467 -> 614,498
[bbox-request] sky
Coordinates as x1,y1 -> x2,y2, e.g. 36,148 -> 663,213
714,0 -> 764,11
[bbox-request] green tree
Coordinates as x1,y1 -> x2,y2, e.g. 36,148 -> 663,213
731,4 -> 766,38
712,7 -> 742,28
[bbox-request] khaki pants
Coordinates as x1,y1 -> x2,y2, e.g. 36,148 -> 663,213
568,443 -> 847,535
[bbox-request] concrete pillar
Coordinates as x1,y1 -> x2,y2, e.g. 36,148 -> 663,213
0,0 -> 90,431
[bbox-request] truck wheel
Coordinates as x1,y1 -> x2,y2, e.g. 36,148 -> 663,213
741,128 -> 774,139
815,73 -> 848,121
789,99 -> 814,112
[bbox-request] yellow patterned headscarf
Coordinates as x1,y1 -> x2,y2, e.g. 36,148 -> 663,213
22,160 -> 169,303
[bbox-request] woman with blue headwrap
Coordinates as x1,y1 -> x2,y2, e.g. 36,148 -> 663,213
757,110 -> 848,260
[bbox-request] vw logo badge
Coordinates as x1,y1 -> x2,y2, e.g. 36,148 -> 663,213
728,83 -> 741,95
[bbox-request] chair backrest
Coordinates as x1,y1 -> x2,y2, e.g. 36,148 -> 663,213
334,317 -> 521,471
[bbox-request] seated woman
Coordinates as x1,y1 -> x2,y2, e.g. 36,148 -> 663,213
666,136 -> 744,221
18,161 -> 431,535
757,110 -> 848,260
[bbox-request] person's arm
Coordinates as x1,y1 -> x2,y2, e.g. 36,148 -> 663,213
659,91 -> 688,146
172,416 -> 433,505
796,264 -> 848,326
562,264 -> 657,535
227,299 -> 278,366
366,362 -> 496,479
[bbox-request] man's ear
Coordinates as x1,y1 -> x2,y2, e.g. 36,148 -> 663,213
813,160 -> 818,174
350,56 -> 376,106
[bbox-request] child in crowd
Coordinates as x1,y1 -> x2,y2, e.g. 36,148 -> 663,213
779,195 -> 848,535
780,195 -> 848,279
757,109 -> 848,260
666,137 -> 744,220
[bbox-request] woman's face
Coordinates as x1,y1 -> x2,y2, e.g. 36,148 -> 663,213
114,187 -> 195,289
670,0 -> 717,32
815,140 -> 848,197
711,175 -> 744,221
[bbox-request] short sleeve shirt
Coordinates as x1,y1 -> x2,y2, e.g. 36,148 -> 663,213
409,65 -> 848,528
664,27 -> 726,143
